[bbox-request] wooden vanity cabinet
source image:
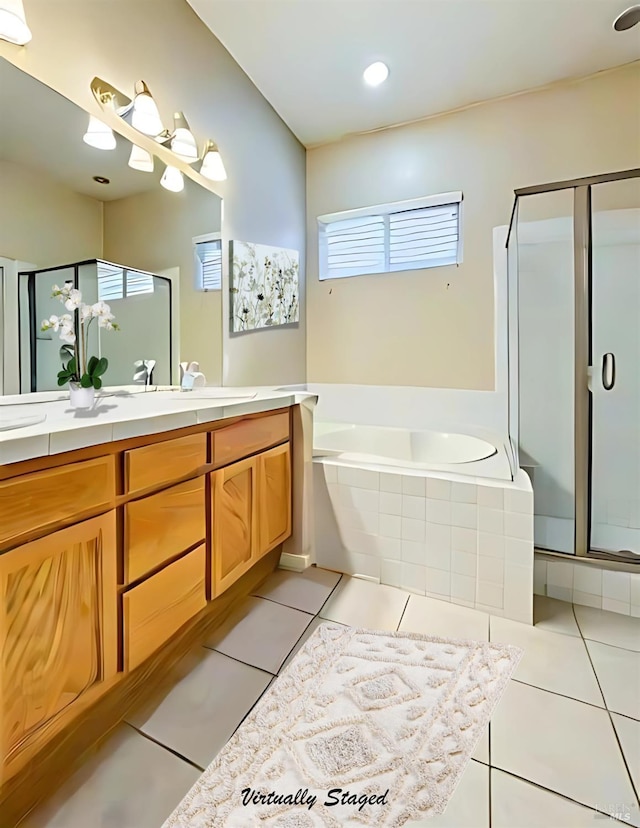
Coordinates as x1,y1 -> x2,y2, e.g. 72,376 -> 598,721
257,442 -> 292,556
0,405 -> 295,800
0,513 -> 117,775
211,440 -> 292,597
211,456 -> 258,598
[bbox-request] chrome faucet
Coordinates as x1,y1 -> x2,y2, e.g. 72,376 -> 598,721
180,361 -> 206,391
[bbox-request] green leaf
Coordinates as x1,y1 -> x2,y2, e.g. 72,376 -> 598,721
87,355 -> 98,374
57,376 -> 70,387
94,357 -> 109,377
66,356 -> 77,375
59,343 -> 74,365
80,374 -> 93,388
92,376 -> 102,390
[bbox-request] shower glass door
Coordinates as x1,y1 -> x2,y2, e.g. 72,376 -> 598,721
590,178 -> 640,556
514,189 -> 576,554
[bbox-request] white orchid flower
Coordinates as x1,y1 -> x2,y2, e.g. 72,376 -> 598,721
60,327 -> 76,344
91,300 -> 113,319
98,317 -> 114,330
42,314 -> 60,331
80,304 -> 93,321
64,289 -> 83,311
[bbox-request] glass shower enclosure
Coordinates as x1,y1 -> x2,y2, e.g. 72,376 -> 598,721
507,168 -> 640,560
19,259 -> 173,392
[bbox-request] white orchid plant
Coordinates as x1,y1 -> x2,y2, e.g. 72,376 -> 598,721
41,282 -> 119,390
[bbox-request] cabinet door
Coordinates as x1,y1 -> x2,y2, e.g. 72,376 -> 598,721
257,443 -> 292,557
0,513 -> 117,770
211,457 -> 257,597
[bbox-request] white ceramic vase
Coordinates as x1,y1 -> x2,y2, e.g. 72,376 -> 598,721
69,382 -> 95,410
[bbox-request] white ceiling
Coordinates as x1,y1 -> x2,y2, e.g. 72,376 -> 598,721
188,0 -> 640,147
0,59 -> 160,201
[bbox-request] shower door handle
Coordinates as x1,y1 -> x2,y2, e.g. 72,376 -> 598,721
602,352 -> 615,391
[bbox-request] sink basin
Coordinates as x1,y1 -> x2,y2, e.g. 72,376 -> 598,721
0,413 -> 47,431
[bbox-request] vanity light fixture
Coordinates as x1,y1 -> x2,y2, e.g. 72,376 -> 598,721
0,0 -> 32,45
89,76 -> 228,187
131,80 -> 164,136
160,164 -> 184,193
128,144 -> 154,173
83,115 -> 117,150
169,112 -> 198,163
200,140 -> 227,182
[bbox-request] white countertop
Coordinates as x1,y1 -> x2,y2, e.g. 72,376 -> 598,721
0,386 -> 316,465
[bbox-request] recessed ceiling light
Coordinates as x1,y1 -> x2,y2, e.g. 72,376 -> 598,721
613,4 -> 640,30
93,176 -> 110,184
363,62 -> 389,87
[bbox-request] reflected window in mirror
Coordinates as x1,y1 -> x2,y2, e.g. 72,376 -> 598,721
193,234 -> 222,291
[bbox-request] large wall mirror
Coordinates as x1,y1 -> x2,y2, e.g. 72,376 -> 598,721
0,58 -> 223,395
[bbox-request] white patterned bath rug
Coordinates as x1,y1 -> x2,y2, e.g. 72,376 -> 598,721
163,623 -> 522,827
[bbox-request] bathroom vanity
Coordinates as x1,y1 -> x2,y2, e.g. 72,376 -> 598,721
0,388 -> 312,820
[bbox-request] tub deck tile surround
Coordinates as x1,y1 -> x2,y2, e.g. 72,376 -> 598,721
314,458 -> 534,623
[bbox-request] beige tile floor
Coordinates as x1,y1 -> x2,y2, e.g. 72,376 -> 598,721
24,568 -> 640,828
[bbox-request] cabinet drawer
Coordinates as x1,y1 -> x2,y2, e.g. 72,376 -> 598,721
0,456 -> 115,549
122,544 -> 206,671
124,477 -> 205,583
212,411 -> 289,468
125,433 -> 206,494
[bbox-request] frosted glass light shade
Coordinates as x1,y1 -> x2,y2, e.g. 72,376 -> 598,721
131,82 -> 163,136
0,0 -> 32,45
200,142 -> 227,181
128,144 -> 154,172
160,165 -> 184,193
83,116 -> 117,150
170,112 -> 198,163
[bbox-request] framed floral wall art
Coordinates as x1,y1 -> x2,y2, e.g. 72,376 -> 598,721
230,241 -> 299,332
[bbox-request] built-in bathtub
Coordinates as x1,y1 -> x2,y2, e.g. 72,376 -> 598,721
313,421 -> 534,623
314,421 -> 514,480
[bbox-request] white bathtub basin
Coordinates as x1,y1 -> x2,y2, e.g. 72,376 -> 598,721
314,423 -> 496,465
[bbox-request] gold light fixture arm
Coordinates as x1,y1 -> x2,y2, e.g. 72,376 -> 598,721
90,77 -> 132,116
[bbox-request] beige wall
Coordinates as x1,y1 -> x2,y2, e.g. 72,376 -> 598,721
103,179 -> 223,385
1,0 -> 306,387
306,63 -> 640,390
0,160 -> 103,266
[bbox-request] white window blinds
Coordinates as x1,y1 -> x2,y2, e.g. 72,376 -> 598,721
321,215 -> 386,280
195,238 -> 222,291
318,192 -> 462,280
97,262 -> 124,301
97,262 -> 154,301
125,270 -> 154,296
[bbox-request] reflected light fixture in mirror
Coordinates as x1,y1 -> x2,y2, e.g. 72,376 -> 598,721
160,165 -> 184,192
83,115 -> 117,150
128,144 -> 154,172
131,80 -> 163,136
170,112 -> 198,163
200,140 -> 227,181
0,0 -> 32,44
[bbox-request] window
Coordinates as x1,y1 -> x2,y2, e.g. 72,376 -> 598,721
97,262 -> 124,301
97,261 -> 154,301
193,234 -> 222,291
318,191 -> 462,281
